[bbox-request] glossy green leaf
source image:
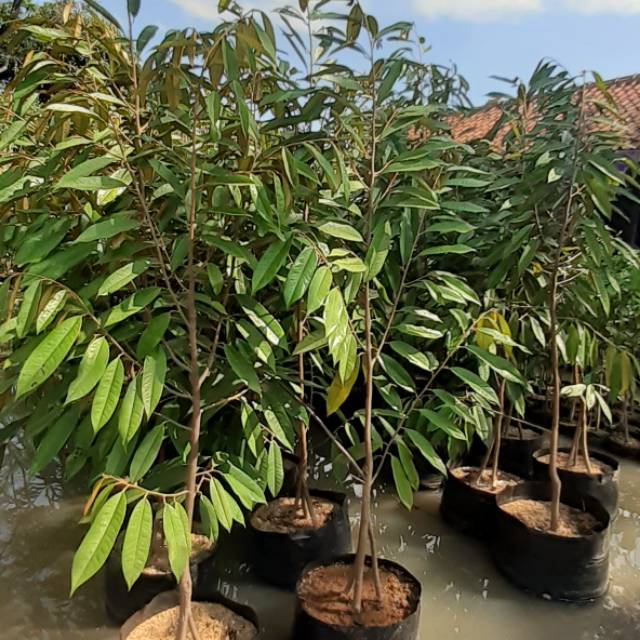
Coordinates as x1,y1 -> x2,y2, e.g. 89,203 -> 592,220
129,424 -> 165,482
450,367 -> 500,405
66,336 -> 110,403
252,238 -> 292,294
162,502 -> 191,581
118,376 -> 145,443
16,281 -> 42,339
71,492 -> 126,595
121,498 -> 152,590
318,221 -> 363,242
141,348 -> 166,418
307,266 -> 332,313
391,455 -> 413,510
136,313 -> 171,359
98,261 -> 148,297
16,316 -> 82,398
91,358 -> 124,432
405,429 -> 447,476
283,247 -> 317,308
224,344 -> 260,393
36,290 -> 67,334
30,406 -> 80,475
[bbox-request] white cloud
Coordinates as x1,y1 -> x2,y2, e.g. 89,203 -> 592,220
410,0 -> 543,22
168,0 -> 283,21
564,0 -> 640,14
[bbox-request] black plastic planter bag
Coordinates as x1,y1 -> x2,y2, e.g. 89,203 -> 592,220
500,426 -> 546,479
291,554 -> 421,640
532,447 -> 619,518
493,481 -> 611,602
440,466 -> 520,538
249,489 -> 351,589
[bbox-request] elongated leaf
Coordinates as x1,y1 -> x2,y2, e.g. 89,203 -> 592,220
16,281 -> 42,338
16,316 -> 82,398
71,492 -> 126,595
103,288 -> 160,327
36,290 -> 67,334
30,406 -> 80,475
307,265 -> 332,313
73,214 -> 139,244
141,348 -> 166,418
210,477 -> 238,531
98,260 -> 148,297
91,358 -> 124,432
318,221 -> 363,242
118,376 -> 145,443
130,424 -> 165,482
136,313 -> 171,359
326,358 -> 359,416
199,496 -> 219,541
467,346 -> 525,385
266,443 -> 284,497
121,498 -> 152,590
405,429 -> 447,476
66,336 -> 110,403
419,408 -> 466,440
379,354 -> 415,392
283,247 -> 317,308
224,466 -> 266,509
252,238 -> 292,294
162,502 -> 190,580
450,367 -> 500,404
224,344 -> 260,393
56,156 -> 116,191
391,455 -> 413,510
389,341 -> 437,371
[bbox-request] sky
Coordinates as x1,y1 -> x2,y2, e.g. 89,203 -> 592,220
98,0 -> 640,106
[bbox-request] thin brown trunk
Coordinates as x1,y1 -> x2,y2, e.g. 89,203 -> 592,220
368,522 -> 382,600
176,108 -> 202,640
579,398 -> 593,473
568,366 -> 581,466
491,380 -> 506,489
352,285 -> 374,614
476,433 -> 495,486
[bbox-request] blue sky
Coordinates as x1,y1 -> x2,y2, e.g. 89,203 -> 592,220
99,0 -> 640,105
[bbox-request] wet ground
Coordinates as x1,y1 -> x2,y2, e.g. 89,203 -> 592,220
1,438 -> 639,640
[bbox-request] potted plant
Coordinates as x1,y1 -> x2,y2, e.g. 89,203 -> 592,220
485,63 -> 632,601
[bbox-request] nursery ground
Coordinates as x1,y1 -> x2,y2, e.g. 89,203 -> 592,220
0,440 -> 638,640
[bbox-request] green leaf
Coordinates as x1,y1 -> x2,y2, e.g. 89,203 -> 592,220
207,264 -> 224,295
307,266 -> 332,313
466,346 -> 525,385
162,502 -> 191,581
55,156 -> 117,191
16,316 -> 82,398
130,425 -> 165,482
292,329 -> 327,355
224,465 -> 266,509
127,0 -> 141,17
238,295 -> 287,348
16,281 -> 42,339
318,221 -> 363,243
103,288 -> 160,327
396,324 -> 443,340
210,477 -> 240,531
199,496 -> 219,541
419,244 -> 474,257
326,358 -> 359,416
224,344 -> 260,393
141,348 -> 166,418
73,214 -> 139,244
137,24 -> 158,52
389,341 -> 437,371
391,455 -> 413,510
450,367 -> 500,405
252,237 -> 292,294
266,443 -> 284,497
81,0 -> 123,31
428,220 -> 474,234
91,358 -> 124,432
66,336 -> 110,403
283,247 -> 317,308
405,429 -> 447,476
118,376 -> 145,444
98,260 -> 148,297
30,406 -> 80,475
418,408 -> 466,440
36,290 -> 67,334
71,492 -> 126,595
136,313 -> 171,359
121,498 -> 152,590
379,354 -> 415,392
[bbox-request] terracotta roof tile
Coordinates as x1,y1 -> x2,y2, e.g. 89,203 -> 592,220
447,74 -> 640,150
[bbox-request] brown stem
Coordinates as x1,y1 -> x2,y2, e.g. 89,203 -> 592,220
176,98 -> 202,640
580,398 -> 593,474
368,522 -> 382,602
568,366 -> 581,467
476,430 -> 495,487
491,380 -> 506,490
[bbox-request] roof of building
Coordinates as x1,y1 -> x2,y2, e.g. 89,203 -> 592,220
447,74 -> 640,150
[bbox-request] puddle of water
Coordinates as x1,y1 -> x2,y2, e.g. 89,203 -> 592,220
1,439 -> 639,640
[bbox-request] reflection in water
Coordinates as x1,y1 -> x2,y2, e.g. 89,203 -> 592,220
1,439 -> 639,640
